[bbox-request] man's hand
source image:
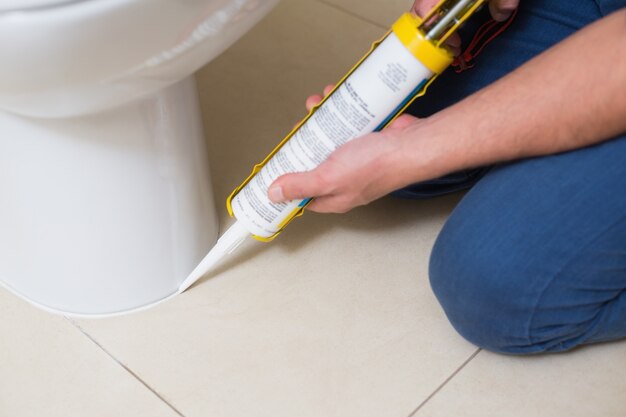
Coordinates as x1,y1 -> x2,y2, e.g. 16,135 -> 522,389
268,86 -> 423,213
268,117 -> 419,213
412,0 -> 519,22
269,4 -> 626,217
410,0 -> 519,55
411,0 -> 462,55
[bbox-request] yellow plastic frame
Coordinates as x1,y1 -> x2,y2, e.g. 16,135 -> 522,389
227,12 -> 455,242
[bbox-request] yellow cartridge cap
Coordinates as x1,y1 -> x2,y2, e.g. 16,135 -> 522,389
392,13 -> 454,74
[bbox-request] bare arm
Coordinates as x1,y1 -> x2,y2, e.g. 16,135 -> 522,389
399,8 -> 626,183
270,9 -> 626,213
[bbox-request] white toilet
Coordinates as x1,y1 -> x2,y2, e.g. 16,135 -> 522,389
0,0 -> 277,317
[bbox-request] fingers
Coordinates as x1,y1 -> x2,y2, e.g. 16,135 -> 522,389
446,33 -> 462,49
268,170 -> 331,203
305,95 -> 323,112
306,196 -> 351,214
447,33 -> 462,56
412,1 -> 463,55
414,0 -> 519,22
489,0 -> 519,22
268,172 -> 347,214
411,0 -> 439,18
305,84 -> 335,112
387,114 -> 419,130
268,166 -> 358,214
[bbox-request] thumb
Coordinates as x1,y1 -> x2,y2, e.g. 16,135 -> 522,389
268,170 -> 330,203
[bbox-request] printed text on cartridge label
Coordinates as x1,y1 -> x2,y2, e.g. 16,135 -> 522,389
231,33 -> 434,238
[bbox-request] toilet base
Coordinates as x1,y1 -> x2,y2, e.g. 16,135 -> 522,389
0,77 -> 218,317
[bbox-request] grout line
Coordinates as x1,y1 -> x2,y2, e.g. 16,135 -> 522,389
407,348 -> 482,417
65,317 -> 186,417
313,0 -> 389,30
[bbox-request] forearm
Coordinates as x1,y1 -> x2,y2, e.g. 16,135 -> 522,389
397,8 -> 626,183
270,9 -> 626,213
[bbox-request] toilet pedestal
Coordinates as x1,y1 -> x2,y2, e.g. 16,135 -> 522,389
0,77 -> 219,317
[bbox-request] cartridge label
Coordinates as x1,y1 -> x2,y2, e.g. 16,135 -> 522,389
232,33 -> 434,237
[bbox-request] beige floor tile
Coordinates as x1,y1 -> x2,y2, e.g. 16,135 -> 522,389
73,1 -> 477,417
315,0 -> 412,28
416,342 -> 626,417
72,192 -> 475,417
0,288 -> 181,417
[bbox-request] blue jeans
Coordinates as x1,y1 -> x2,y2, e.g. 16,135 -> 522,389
401,0 -> 626,354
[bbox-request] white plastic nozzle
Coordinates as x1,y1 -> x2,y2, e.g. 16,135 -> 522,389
177,221 -> 250,293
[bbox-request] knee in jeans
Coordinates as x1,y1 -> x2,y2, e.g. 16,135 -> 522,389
428,227 -> 535,354
429,228 -> 609,355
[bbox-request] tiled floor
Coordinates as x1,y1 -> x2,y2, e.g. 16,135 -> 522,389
2,1 -> 625,416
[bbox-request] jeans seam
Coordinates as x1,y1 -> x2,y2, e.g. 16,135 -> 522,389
525,213 -> 626,346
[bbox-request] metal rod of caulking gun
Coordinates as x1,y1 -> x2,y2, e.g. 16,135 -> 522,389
425,0 -> 476,42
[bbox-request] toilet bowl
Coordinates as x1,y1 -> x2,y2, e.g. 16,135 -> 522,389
0,0 -> 277,317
